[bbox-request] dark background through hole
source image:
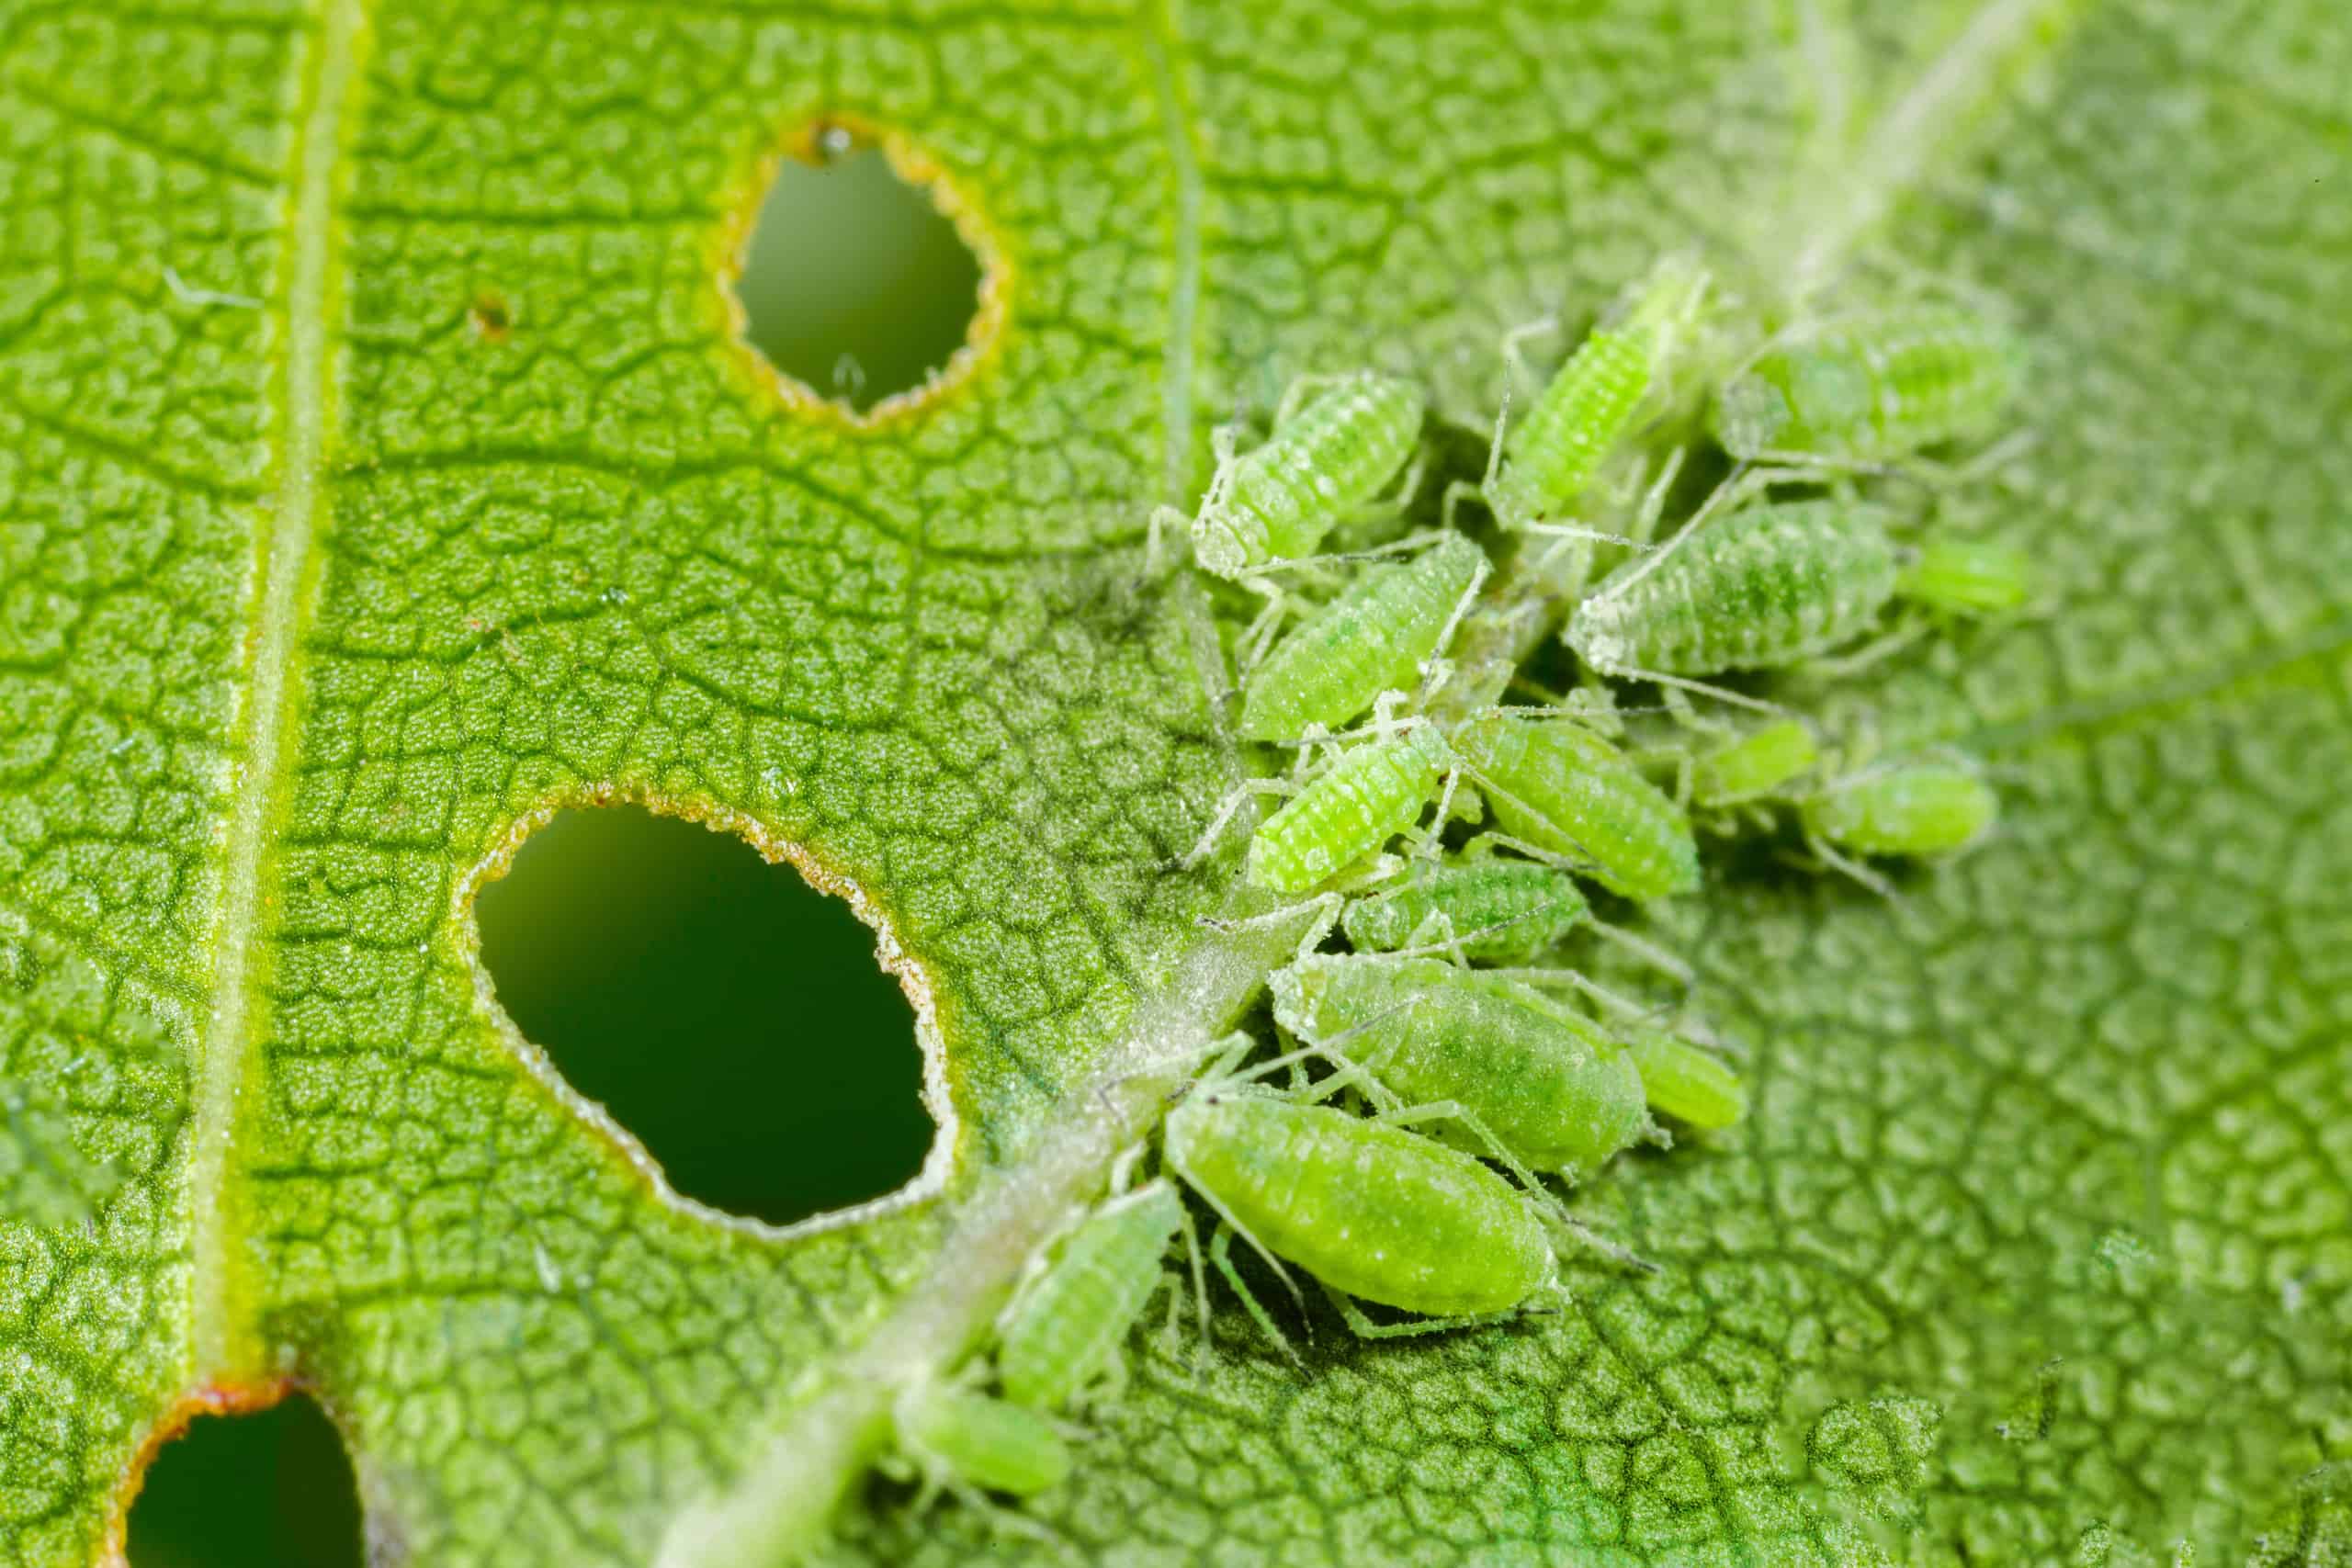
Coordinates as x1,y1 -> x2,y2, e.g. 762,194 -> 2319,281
125,1395 -> 363,1568
734,142 -> 982,412
474,807 -> 934,1226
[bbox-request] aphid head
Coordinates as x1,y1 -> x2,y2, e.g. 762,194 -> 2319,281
1713,373 -> 1791,457
1561,594 -> 1633,676
1188,505 -> 1260,581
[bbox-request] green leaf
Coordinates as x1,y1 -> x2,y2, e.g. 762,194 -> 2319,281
1,1 -> 2345,1564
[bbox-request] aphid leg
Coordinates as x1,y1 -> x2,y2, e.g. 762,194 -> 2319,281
1582,457 -> 1759,606
1797,829 -> 1901,901
1484,964 -> 1676,1027
1544,1213 -> 1661,1275
1146,503 -> 1192,577
1802,617 -> 1930,679
1368,1096 -> 1559,1216
1410,552 -> 1493,709
1319,1281 -> 1527,1341
1621,667 -> 1788,720
1583,918 -> 1697,988
1172,779 -> 1293,871
1271,370 -> 1361,427
1170,1201 -> 1216,1371
1207,1226 -> 1305,1364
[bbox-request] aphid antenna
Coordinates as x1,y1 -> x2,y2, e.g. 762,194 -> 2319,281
1271,367 -> 1371,428
1516,521 -> 1657,549
1584,918 -> 1698,988
1544,1212 -> 1660,1275
1377,896 -> 1585,966
1439,384 -> 1516,535
1244,528 -> 1453,575
1410,552 -> 1496,708
1172,776 -> 1297,872
1788,835 -> 1904,904
1622,668 -> 1790,719
1580,457 -> 1756,606
1317,1280 -> 1535,1342
1479,964 -> 1672,1029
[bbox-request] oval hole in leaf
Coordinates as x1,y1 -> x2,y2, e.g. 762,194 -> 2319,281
474,807 -> 935,1228
122,1393 -> 362,1568
733,131 -> 985,414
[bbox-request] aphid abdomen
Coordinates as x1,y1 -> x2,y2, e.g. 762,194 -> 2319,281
1245,726 -> 1453,894
1802,763 -> 1996,859
1714,307 -> 2019,462
1339,858 -> 1589,962
1193,375 -> 1425,578
1567,501 -> 1901,675
1164,1094 -> 1551,1316
1692,718 -> 1820,807
1238,536 -> 1487,741
999,1181 -> 1184,1411
1274,954 -> 1648,1176
892,1384 -> 1073,1497
1452,714 -> 1699,901
1625,1030 -> 1747,1129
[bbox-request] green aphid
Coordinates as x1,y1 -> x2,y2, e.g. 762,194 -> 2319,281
1476,254 -> 1711,529
1802,761 -> 1997,863
888,1382 -> 1072,1500
1567,499 -> 1904,680
997,1180 -> 1183,1411
1452,712 -> 1700,901
1340,855 -> 1590,963
1897,535 -> 2032,616
1163,1089 -> 1555,1330
1692,718 -> 1821,808
1174,372 -> 1427,579
1245,724 -> 1454,894
1624,1030 -> 1747,1129
1713,304 -> 2020,464
1238,535 -> 1487,742
1272,952 -> 1650,1179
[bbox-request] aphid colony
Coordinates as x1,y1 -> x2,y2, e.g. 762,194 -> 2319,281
878,262 -> 2029,1513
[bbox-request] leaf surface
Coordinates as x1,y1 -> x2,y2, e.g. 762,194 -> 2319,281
0,1 -> 2346,1564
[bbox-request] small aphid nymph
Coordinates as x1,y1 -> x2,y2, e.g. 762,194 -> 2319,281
997,1179 -> 1184,1411
1690,718 -> 1821,809
1245,723 -> 1455,894
1451,712 -> 1700,901
1713,304 -> 2020,466
1624,1029 -> 1747,1130
1339,855 -> 1591,963
1897,535 -> 2032,617
1801,761 -> 1997,864
889,1382 -> 1073,1502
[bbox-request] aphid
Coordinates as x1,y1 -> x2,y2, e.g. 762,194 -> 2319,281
1244,723 -> 1454,895
1339,854 -> 1590,963
1450,712 -> 1700,901
1713,304 -> 2020,465
1623,1029 -> 1747,1129
1464,254 -> 1712,531
996,1179 -> 1184,1411
1690,718 -> 1820,809
1271,953 -> 1651,1179
1238,535 -> 1487,742
888,1381 -> 1072,1501
1162,1088 -> 1556,1337
1801,761 -> 1996,868
1896,535 -> 2031,616
1166,373 -> 1427,580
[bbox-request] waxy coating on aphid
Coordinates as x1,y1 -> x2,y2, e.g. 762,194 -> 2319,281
1625,1030 -> 1747,1130
1692,718 -> 1820,807
998,1181 -> 1183,1412
1802,763 -> 1997,860
1238,535 -> 1487,742
1713,305 -> 2021,463
1486,255 -> 1710,526
1272,953 -> 1650,1177
1190,374 -> 1427,579
1568,500 -> 1903,678
1452,712 -> 1700,901
1898,535 -> 2032,616
1162,1092 -> 1553,1317
1245,724 -> 1453,895
1340,856 -> 1591,963
890,1383 -> 1072,1498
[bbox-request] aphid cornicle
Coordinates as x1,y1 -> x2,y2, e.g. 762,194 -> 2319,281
1691,717 -> 1821,808
1180,373 -> 1427,579
1624,1030 -> 1747,1129
889,1382 -> 1072,1499
1272,953 -> 1650,1178
1451,712 -> 1700,901
1567,499 -> 1903,679
1478,254 -> 1711,529
997,1180 -> 1183,1411
1245,724 -> 1453,895
1339,855 -> 1590,963
1238,535 -> 1487,742
1162,1091 -> 1555,1321
1801,761 -> 1996,862
1713,304 -> 2020,464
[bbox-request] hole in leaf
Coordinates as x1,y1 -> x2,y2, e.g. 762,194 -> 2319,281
123,1393 -> 363,1568
475,807 -> 935,1227
733,131 -> 985,413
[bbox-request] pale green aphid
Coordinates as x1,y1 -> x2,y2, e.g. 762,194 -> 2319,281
1713,304 -> 2020,465
1271,953 -> 1651,1179
1244,723 -> 1454,894
1163,1082 -> 1557,1341
1624,1029 -> 1747,1130
1897,535 -> 2032,616
1166,372 -> 1427,580
1456,254 -> 1712,532
1339,854 -> 1590,963
1801,761 -> 1996,866
1451,711 -> 1700,901
1238,534 -> 1488,742
888,1382 -> 1072,1502
1691,717 -> 1820,808
996,1179 -> 1184,1411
